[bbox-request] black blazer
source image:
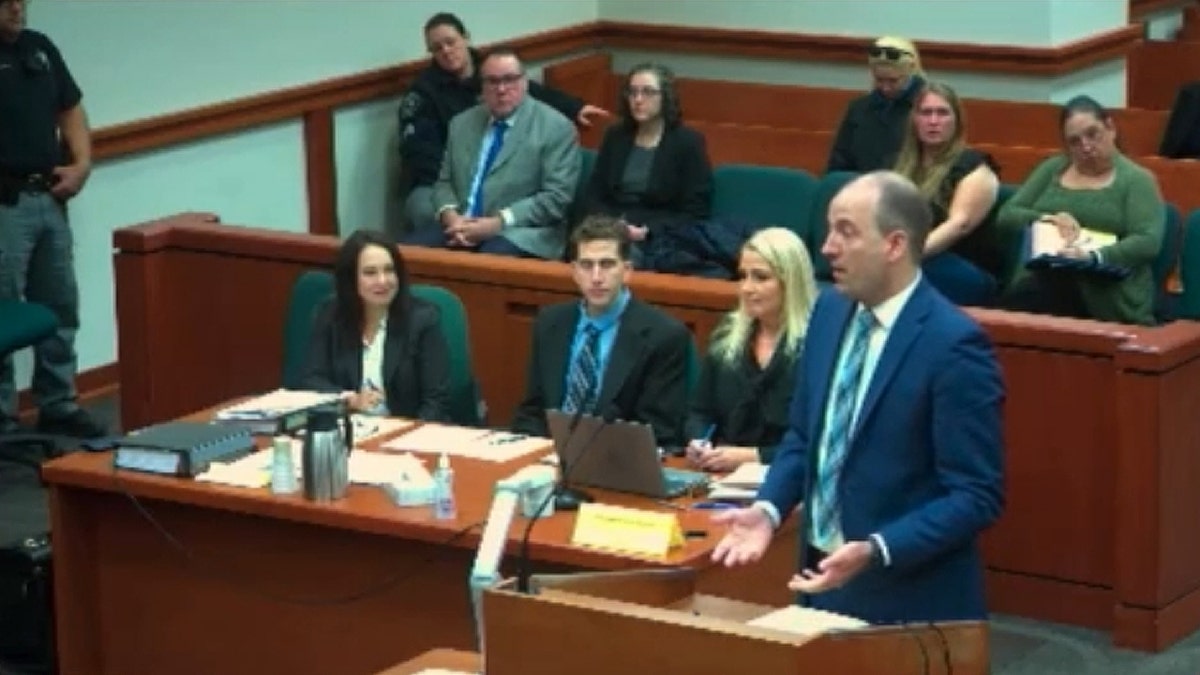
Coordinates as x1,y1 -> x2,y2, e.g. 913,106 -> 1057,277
826,76 -> 925,173
511,297 -> 690,447
684,337 -> 799,463
585,123 -> 713,230
301,297 -> 452,422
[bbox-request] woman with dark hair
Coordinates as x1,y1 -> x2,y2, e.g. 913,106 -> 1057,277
398,12 -> 609,230
893,81 -> 1001,305
301,230 -> 451,420
584,62 -> 714,266
998,95 -> 1164,325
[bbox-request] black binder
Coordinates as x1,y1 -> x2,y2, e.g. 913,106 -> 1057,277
114,422 -> 255,476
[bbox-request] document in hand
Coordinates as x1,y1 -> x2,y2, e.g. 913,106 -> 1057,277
1029,220 -> 1116,257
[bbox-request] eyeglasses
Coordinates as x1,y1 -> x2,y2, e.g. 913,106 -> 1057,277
482,73 -> 524,89
624,86 -> 662,99
868,45 -> 912,61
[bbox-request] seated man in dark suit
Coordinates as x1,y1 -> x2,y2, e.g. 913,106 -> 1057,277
405,47 -> 580,261
511,215 -> 690,447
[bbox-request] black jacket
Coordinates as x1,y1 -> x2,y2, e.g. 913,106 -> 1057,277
585,123 -> 713,229
684,333 -> 799,463
301,297 -> 451,422
826,76 -> 925,173
511,298 -> 690,447
398,48 -> 584,189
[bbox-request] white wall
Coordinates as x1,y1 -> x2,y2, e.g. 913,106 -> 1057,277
12,0 -> 597,390
602,0 -> 1128,105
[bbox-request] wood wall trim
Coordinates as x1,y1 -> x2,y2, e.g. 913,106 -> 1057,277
1130,0 -> 1196,20
91,23 -> 600,163
303,110 -> 338,236
596,21 -> 1144,76
16,362 -> 119,424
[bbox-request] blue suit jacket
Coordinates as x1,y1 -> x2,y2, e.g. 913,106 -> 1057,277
758,279 -> 1005,623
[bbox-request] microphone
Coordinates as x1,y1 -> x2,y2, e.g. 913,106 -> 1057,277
554,403 -> 599,511
516,405 -> 619,593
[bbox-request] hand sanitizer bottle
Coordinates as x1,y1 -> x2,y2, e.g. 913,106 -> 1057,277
433,452 -> 457,520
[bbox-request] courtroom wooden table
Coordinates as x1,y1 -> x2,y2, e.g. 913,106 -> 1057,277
375,648 -> 480,674
43,416 -> 796,675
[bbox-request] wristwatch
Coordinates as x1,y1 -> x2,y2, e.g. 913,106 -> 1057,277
867,536 -> 885,568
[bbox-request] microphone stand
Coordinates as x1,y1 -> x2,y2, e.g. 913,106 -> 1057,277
516,409 -> 615,593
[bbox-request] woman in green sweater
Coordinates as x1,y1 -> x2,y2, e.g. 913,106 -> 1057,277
998,96 -> 1165,325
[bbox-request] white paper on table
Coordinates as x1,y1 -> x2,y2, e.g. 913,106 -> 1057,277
351,415 -> 416,443
195,462 -> 270,488
747,605 -> 868,635
381,423 -> 549,463
214,389 -> 342,420
349,451 -> 429,485
714,462 -> 769,489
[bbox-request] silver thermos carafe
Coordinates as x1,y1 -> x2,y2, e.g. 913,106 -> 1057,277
301,403 -> 352,501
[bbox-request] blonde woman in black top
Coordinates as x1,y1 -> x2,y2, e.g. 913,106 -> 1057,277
684,227 -> 818,472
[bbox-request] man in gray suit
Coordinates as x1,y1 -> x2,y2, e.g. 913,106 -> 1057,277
405,47 -> 580,260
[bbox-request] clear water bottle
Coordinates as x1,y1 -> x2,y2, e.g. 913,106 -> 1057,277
432,452 -> 457,520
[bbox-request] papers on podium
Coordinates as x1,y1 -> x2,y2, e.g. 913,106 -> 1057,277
747,605 -> 868,635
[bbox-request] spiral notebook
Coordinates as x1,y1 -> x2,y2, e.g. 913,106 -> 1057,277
114,422 -> 256,477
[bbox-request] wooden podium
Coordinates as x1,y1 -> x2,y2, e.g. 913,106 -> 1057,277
481,569 -> 988,674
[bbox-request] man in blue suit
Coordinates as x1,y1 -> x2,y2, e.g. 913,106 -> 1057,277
712,171 -> 1005,624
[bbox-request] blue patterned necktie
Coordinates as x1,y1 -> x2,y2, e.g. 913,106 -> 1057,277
466,120 -> 509,218
812,308 -> 876,550
563,325 -> 601,414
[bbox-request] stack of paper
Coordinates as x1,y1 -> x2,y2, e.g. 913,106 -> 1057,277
747,605 -> 868,635
381,424 -> 549,463
351,415 -> 416,443
214,389 -> 343,434
707,462 -> 768,500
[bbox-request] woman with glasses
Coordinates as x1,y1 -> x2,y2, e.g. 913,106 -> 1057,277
998,96 -> 1164,325
684,228 -> 818,472
893,82 -> 1002,306
398,12 -> 609,231
584,62 -> 714,268
827,36 -> 926,174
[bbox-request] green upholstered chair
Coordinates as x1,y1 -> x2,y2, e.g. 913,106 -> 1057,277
280,272 -> 483,425
1177,209 -> 1200,320
280,270 -> 335,390
409,284 -> 483,426
806,171 -> 860,281
711,164 -> 818,242
566,147 -> 599,236
0,300 -> 59,454
1153,204 -> 1183,323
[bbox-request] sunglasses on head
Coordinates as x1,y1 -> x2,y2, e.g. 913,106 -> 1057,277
869,45 -> 912,61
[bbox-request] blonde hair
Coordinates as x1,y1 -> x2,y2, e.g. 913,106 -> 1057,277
711,228 -> 818,366
869,36 -> 924,77
893,81 -> 967,209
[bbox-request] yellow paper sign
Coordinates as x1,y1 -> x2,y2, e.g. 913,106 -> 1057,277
570,503 -> 683,558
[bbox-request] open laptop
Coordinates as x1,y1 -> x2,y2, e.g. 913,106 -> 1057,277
545,410 -> 709,499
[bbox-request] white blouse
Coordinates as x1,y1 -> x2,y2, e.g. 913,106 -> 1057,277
361,316 -> 388,415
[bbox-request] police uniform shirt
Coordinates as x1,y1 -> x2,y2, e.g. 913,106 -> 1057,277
0,30 -> 82,174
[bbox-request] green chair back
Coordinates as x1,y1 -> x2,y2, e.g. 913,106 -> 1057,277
1174,208 -> 1200,320
281,270 -> 335,389
711,164 -> 818,242
806,171 -> 860,281
410,284 -> 482,426
0,300 -> 58,357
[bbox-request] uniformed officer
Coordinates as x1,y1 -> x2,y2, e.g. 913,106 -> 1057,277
0,0 -> 105,438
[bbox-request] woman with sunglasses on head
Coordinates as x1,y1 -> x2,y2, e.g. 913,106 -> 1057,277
893,82 -> 1002,306
998,96 -> 1164,325
684,228 -> 818,472
827,37 -> 926,174
398,12 -> 609,231
584,63 -> 714,268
